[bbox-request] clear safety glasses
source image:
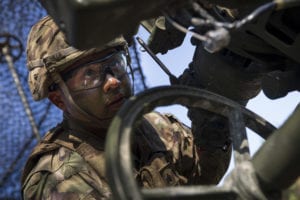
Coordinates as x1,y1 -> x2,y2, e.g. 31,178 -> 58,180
62,51 -> 128,92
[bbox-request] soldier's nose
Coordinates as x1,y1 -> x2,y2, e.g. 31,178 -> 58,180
103,74 -> 121,93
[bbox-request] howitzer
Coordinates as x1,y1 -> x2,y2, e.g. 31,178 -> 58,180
40,0 -> 300,99
39,0 -> 300,199
105,85 -> 300,199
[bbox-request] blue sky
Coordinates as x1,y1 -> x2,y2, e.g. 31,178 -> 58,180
136,26 -> 299,176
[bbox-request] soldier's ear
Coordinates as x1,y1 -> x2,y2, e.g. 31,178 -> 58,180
48,90 -> 66,111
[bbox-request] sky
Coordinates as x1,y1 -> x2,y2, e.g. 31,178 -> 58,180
135,27 -> 299,176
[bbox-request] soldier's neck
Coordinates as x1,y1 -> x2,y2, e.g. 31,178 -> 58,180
63,113 -> 108,140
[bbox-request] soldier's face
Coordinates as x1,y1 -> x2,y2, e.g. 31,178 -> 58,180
55,49 -> 132,124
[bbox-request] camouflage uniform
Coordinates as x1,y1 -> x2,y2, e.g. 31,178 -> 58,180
21,112 -> 231,199
21,16 -> 231,199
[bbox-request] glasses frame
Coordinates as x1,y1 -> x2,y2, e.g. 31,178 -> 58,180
61,50 -> 129,92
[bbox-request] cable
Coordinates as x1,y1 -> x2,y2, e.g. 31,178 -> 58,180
163,11 -> 209,42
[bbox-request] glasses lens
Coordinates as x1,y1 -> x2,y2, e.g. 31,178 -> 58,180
63,51 -> 128,91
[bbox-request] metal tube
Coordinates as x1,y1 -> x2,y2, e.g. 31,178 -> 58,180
136,36 -> 179,84
2,45 -> 40,141
252,104 -> 300,191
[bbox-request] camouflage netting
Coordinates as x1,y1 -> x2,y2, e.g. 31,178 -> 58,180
0,0 -> 146,199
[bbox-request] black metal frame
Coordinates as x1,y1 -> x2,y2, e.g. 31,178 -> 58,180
105,85 -> 276,200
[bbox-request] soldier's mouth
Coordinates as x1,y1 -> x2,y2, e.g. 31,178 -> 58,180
107,94 -> 125,109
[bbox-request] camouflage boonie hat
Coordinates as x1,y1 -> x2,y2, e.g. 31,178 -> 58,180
26,16 -> 127,101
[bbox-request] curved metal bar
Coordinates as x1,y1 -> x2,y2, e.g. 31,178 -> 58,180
142,185 -> 237,200
105,85 -> 276,200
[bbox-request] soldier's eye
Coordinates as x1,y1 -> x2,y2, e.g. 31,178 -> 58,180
83,68 -> 98,79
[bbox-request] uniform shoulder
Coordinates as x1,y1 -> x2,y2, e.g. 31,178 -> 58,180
22,146 -> 107,199
23,146 -> 82,187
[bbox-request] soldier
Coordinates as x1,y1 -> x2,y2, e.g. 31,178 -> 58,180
21,16 -> 231,199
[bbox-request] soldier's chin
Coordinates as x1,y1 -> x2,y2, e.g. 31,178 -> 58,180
101,112 -> 118,124
102,117 -> 119,131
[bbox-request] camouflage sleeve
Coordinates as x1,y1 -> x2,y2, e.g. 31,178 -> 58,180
134,111 -> 231,187
22,147 -> 110,200
134,112 -> 202,187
